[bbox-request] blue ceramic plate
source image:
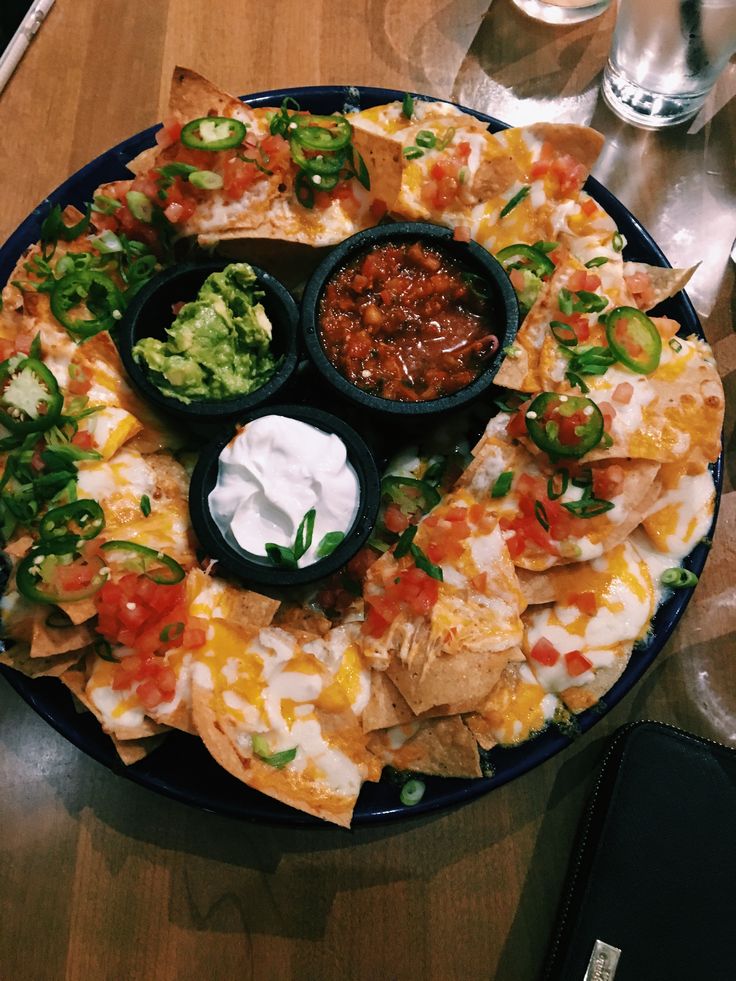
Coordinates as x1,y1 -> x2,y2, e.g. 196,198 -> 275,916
0,86 -> 721,825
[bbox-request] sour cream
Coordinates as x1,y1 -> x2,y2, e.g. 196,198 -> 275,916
208,414 -> 360,567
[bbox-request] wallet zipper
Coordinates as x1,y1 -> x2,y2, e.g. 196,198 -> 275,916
543,719 -> 736,978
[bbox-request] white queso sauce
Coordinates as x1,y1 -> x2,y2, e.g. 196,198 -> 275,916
209,415 -> 360,567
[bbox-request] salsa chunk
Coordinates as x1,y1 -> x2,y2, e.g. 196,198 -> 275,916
318,241 -> 499,401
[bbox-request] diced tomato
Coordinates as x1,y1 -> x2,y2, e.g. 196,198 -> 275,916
568,269 -> 588,292
569,591 -> 598,616
71,431 -> 95,450
471,572 -> 487,592
56,562 -> 97,592
565,650 -> 593,677
67,367 -> 92,395
624,270 -> 655,311
530,637 -> 560,666
612,382 -> 633,404
581,197 -> 597,217
163,117 -> 182,142
506,408 -> 528,439
530,159 -> 550,180
364,604 -> 390,638
584,272 -> 601,291
592,463 -> 624,499
510,268 -> 527,291
383,503 -> 410,534
456,141 -> 471,162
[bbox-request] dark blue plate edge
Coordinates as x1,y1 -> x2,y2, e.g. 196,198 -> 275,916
0,85 -> 721,828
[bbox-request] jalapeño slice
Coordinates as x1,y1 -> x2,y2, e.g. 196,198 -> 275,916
0,357 -> 62,434
99,540 -> 185,584
495,244 -> 555,278
180,116 -> 246,151
50,271 -> 125,339
292,115 -> 352,152
605,306 -> 661,374
39,499 -> 105,549
16,549 -> 108,604
525,393 -> 605,459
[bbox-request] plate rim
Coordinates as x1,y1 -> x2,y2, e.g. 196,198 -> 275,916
0,84 -> 722,827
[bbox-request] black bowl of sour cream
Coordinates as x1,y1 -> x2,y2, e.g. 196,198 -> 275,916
189,405 -> 381,588
118,258 -> 299,423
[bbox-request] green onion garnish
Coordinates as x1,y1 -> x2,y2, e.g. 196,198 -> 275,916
403,146 -> 424,160
400,779 -> 426,806
251,734 -> 298,769
159,622 -> 184,643
394,524 -> 418,559
612,232 -> 625,252
547,469 -> 569,500
415,130 -> 436,149
550,320 -> 578,347
402,93 -> 414,119
410,542 -> 443,581
669,338 -> 682,353
661,567 -> 699,589
315,531 -> 345,559
140,495 -> 151,517
499,185 -> 530,219
585,256 -> 609,268
534,500 -> 550,531
491,471 -> 514,498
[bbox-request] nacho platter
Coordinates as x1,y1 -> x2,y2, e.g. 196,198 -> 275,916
0,77 -> 722,826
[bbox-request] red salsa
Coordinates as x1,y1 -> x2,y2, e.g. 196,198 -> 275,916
318,241 -> 499,401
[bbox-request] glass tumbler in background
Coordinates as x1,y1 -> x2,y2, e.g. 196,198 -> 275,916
602,0 -> 736,128
510,0 -> 611,25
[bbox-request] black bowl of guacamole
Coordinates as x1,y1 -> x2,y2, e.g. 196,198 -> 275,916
118,259 -> 299,422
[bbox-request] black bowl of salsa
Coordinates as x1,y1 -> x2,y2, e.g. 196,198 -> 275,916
300,222 -> 519,416
118,258 -> 300,424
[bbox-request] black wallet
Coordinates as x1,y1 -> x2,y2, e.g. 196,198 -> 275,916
542,720 -> 736,981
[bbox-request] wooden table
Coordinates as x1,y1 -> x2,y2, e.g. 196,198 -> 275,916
1,2 -> 734,978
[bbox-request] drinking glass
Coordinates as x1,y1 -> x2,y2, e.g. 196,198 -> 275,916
602,0 -> 736,128
510,0 -> 611,25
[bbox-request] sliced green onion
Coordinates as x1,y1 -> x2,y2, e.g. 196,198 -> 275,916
661,567 -> 699,589
436,127 -> 456,151
125,191 -> 153,223
415,130 -> 437,149
394,524 -> 418,559
534,500 -> 550,531
612,232 -> 625,252
159,621 -> 185,642
669,338 -> 683,353
315,531 -> 345,558
265,543 -> 297,568
562,497 -> 614,518
573,290 -> 608,314
410,542 -> 443,581
491,471 -> 514,498
294,508 -> 316,561
140,495 -> 151,517
557,287 -> 574,315
251,734 -> 298,768
90,230 -> 123,254
550,320 -> 578,347
403,146 -> 424,160
585,256 -> 609,268
533,241 -> 558,254
94,638 -> 118,662
547,469 -> 569,500
189,170 -> 224,190
499,185 -> 530,219
402,93 -> 414,119
92,195 -> 121,215
400,779 -> 425,806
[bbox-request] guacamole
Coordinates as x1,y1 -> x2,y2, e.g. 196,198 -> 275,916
133,263 -> 280,403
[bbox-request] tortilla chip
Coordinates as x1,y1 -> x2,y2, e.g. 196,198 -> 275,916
57,598 -> 98,625
0,643 -> 82,678
61,658 -> 168,740
220,585 -> 280,631
367,716 -> 482,778
559,644 -> 632,713
3,535 -> 33,559
30,607 -> 96,659
191,680 -> 373,828
386,645 -> 517,716
524,123 -> 605,176
169,65 -> 245,125
111,733 -> 166,765
466,660 -> 568,750
362,670 -> 416,732
623,261 -> 699,311
70,333 -> 180,453
273,603 -> 331,636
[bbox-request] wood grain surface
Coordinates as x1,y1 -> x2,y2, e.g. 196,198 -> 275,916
1,2 -> 734,979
